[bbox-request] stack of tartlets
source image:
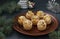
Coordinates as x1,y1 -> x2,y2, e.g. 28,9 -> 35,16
18,11 -> 52,31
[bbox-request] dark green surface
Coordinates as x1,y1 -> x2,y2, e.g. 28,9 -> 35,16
0,0 -> 60,39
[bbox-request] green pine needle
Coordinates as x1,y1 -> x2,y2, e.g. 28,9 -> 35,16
3,26 -> 12,36
0,32 -> 5,39
0,16 -> 7,26
49,31 -> 58,39
0,1 -> 21,14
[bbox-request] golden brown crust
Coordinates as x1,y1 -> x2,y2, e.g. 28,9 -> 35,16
43,14 -> 52,24
23,19 -> 32,30
31,15 -> 40,25
36,11 -> 45,19
26,11 -> 34,19
18,16 -> 26,25
37,20 -> 47,31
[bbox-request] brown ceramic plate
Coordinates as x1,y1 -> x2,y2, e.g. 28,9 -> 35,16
13,12 -> 58,36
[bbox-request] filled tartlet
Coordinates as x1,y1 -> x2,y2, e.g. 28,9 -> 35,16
23,19 -> 32,30
26,11 -> 34,19
43,14 -> 52,24
37,20 -> 47,31
18,16 -> 27,25
31,15 -> 39,25
36,11 -> 45,19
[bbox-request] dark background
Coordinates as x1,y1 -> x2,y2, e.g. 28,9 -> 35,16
0,0 -> 60,39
